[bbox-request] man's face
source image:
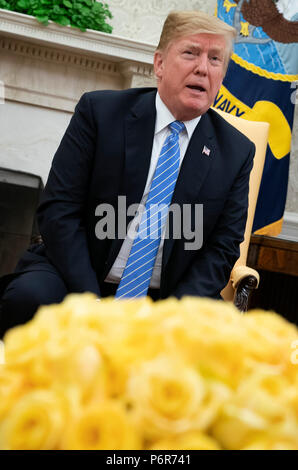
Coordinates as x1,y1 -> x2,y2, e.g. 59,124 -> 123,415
154,33 -> 226,121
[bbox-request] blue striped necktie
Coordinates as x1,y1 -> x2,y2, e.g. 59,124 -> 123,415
115,120 -> 185,299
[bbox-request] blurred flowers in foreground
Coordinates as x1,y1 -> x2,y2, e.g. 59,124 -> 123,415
0,294 -> 297,450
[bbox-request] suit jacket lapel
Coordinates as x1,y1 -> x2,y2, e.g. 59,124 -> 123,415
161,110 -> 217,270
122,90 -> 157,207
103,90 -> 157,275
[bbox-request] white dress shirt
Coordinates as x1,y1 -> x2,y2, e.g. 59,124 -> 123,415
105,92 -> 201,288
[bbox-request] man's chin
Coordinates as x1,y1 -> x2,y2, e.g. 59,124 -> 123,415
177,103 -> 209,121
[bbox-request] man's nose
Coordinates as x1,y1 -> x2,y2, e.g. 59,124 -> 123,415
194,54 -> 208,76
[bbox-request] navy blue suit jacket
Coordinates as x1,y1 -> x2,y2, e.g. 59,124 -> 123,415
6,88 -> 256,300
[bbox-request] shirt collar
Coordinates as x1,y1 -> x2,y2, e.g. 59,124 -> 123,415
155,92 -> 202,139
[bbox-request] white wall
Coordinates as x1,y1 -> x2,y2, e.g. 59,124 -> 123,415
0,101 -> 71,183
108,0 -> 216,43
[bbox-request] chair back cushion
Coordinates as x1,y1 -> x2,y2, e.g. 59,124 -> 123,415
213,109 -> 270,300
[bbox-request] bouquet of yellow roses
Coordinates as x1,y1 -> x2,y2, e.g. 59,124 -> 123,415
0,294 -> 297,450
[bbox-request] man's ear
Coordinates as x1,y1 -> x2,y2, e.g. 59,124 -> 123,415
154,51 -> 164,80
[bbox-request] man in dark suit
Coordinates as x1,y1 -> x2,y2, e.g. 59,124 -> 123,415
0,11 -> 255,336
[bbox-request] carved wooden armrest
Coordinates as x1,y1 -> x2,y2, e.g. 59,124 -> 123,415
231,266 -> 260,312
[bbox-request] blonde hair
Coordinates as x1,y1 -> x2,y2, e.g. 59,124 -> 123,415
156,11 -> 237,73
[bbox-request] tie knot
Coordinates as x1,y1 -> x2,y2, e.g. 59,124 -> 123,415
169,121 -> 185,135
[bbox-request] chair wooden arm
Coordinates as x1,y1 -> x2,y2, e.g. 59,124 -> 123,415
231,266 -> 260,312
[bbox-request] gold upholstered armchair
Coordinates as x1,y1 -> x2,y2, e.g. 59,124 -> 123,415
215,109 -> 270,311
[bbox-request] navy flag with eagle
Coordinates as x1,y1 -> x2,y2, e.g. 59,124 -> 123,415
215,0 -> 298,235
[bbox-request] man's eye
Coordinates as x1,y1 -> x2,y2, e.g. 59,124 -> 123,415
210,56 -> 222,63
183,50 -> 193,55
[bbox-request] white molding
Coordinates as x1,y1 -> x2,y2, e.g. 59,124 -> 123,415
0,9 -> 156,112
0,9 -> 156,64
4,84 -> 79,113
0,36 -> 120,75
0,169 -> 40,188
119,61 -> 156,88
278,211 -> 298,242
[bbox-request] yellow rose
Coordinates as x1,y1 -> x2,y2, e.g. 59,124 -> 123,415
236,365 -> 295,420
62,401 -> 140,450
211,364 -> 298,449
0,389 -> 65,450
243,310 -> 298,370
0,341 -> 4,364
0,367 -> 25,420
3,299 -> 79,367
196,379 -> 232,430
1,294 -> 297,450
3,322 -> 50,369
67,294 -> 152,336
213,404 -> 298,450
241,436 -> 298,450
211,403 -> 267,450
126,355 -> 205,439
149,431 -> 221,450
284,385 -> 298,421
25,327 -> 104,392
101,319 -> 167,397
102,352 -> 131,398
235,365 -> 298,443
160,298 -> 249,388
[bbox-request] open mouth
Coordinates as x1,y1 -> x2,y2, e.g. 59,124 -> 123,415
187,85 -> 206,92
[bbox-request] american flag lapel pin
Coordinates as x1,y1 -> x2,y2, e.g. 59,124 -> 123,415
202,145 -> 211,156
